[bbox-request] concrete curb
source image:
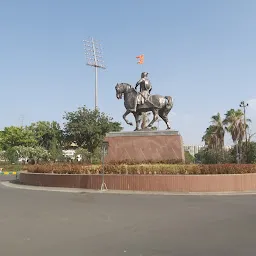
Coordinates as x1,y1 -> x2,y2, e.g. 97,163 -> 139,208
2,181 -> 256,196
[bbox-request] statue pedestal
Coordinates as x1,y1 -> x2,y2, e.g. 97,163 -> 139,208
104,130 -> 185,163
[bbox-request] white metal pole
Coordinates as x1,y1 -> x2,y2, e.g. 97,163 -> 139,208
95,66 -> 98,110
92,37 -> 98,110
83,37 -> 106,110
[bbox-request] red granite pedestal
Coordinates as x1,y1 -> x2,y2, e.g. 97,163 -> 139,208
104,130 -> 185,163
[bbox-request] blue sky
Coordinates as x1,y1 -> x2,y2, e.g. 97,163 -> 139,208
1,0 -> 255,145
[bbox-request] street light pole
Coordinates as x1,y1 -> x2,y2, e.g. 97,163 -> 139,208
83,37 -> 106,110
101,141 -> 109,191
240,101 -> 249,163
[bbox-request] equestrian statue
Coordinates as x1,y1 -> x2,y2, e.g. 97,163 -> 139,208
115,72 -> 173,131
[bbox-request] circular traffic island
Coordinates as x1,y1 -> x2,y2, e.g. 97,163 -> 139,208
19,163 -> 256,193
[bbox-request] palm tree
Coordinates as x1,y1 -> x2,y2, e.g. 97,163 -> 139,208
223,109 -> 249,163
210,113 -> 225,149
202,113 -> 225,150
202,125 -> 219,149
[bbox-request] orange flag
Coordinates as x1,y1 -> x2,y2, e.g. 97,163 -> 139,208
136,54 -> 144,64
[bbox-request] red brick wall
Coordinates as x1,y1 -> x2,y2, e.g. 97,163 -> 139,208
104,134 -> 185,163
20,172 -> 256,192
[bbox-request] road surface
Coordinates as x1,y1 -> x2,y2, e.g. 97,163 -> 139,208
0,176 -> 256,256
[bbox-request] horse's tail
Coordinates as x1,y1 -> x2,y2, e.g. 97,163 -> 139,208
165,96 -> 173,110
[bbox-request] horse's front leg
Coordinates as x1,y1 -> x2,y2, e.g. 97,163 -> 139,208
147,109 -> 159,128
123,110 -> 133,126
133,113 -> 140,131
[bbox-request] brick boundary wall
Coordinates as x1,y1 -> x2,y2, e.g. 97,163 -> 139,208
19,172 -> 256,192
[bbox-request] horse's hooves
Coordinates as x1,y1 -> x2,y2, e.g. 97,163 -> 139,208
134,129 -> 138,131
166,127 -> 171,130
128,122 -> 133,126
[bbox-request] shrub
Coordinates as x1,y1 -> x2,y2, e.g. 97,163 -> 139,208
23,163 -> 256,175
0,163 -> 21,172
195,148 -> 234,164
184,151 -> 195,164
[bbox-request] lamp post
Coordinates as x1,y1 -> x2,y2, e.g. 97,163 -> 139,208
100,141 -> 109,191
16,150 -> 21,180
83,37 -> 106,110
240,101 -> 249,163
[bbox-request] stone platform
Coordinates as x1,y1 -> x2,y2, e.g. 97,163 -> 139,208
104,130 -> 185,163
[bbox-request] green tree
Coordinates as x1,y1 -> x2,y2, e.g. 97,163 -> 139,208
28,121 -> 63,150
5,148 -> 19,163
48,137 -> 64,162
0,130 -> 3,151
223,109 -> 244,142
195,148 -> 234,164
233,141 -> 256,164
13,146 -> 50,163
223,109 -> 250,163
202,113 -> 225,150
202,125 -> 218,149
247,141 -> 256,164
74,148 -> 91,163
63,106 -> 122,155
210,113 -> 225,149
74,147 -> 102,164
0,126 -> 36,150
184,151 -> 195,164
0,150 -> 6,161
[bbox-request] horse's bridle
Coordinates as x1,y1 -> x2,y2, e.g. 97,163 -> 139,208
115,83 -> 123,99
116,83 -> 132,99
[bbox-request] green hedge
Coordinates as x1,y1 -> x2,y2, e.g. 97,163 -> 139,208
24,163 -> 256,175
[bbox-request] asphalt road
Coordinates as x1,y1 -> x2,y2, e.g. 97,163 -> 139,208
1,176 -> 256,256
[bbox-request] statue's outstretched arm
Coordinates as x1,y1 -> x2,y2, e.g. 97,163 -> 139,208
136,78 -> 143,87
135,79 -> 142,89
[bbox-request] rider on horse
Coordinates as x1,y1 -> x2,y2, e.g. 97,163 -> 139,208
135,72 -> 152,105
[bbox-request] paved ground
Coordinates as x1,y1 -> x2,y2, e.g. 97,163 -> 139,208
1,176 -> 256,256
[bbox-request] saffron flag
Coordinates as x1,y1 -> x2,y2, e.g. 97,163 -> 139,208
136,54 -> 144,64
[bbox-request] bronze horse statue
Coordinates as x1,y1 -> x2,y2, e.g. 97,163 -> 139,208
115,83 -> 173,131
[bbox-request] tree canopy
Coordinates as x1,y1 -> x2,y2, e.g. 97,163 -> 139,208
63,106 -> 122,154
0,126 -> 37,150
28,121 -> 63,150
0,106 -> 122,163
202,107 -> 254,164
